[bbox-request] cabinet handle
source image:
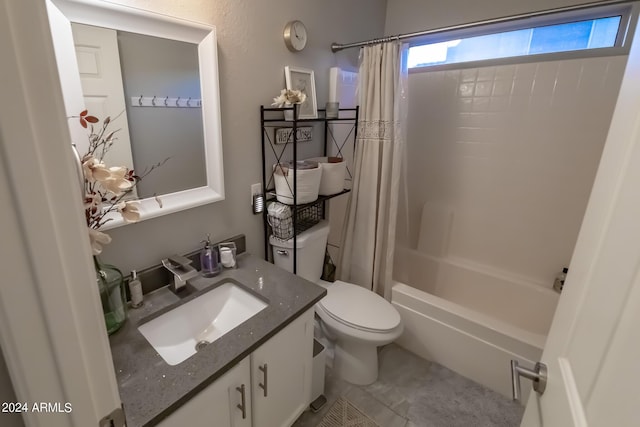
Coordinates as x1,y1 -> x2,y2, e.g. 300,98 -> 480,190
236,384 -> 246,419
259,364 -> 268,397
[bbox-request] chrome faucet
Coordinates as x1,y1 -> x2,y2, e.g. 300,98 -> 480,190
162,255 -> 199,292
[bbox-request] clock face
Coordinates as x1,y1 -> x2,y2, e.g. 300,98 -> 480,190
284,20 -> 307,52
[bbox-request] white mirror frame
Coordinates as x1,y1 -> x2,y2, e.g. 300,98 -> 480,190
46,0 -> 224,230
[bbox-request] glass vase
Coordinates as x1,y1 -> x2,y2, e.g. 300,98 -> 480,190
94,256 -> 127,335
284,102 -> 296,121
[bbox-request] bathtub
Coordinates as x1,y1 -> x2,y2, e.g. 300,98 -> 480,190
391,246 -> 559,401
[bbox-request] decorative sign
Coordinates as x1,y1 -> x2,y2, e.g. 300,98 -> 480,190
274,127 -> 313,144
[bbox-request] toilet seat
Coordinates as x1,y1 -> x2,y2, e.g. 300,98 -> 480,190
317,280 -> 401,333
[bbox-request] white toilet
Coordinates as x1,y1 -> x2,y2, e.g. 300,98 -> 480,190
270,221 -> 403,385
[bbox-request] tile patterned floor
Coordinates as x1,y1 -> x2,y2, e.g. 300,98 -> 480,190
293,344 -> 524,427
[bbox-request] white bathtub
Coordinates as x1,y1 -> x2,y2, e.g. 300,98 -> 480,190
391,246 -> 559,401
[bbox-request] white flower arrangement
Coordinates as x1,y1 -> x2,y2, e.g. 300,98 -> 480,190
271,89 -> 307,107
73,110 -> 165,255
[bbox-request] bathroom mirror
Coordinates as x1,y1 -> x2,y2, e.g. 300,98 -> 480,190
46,0 -> 224,229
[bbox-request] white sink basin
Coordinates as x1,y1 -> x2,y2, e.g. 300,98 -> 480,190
138,281 -> 268,365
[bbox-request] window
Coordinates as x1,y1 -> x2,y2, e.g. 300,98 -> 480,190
408,9 -> 632,69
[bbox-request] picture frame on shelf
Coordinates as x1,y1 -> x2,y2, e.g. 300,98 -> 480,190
284,66 -> 318,119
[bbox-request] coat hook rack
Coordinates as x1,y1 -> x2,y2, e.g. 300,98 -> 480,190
130,95 -> 201,108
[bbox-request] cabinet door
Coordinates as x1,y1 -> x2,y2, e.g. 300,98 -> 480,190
157,356 -> 251,427
251,309 -> 314,427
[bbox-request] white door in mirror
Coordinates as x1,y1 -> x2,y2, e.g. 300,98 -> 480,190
72,23 -> 136,185
284,20 -> 307,52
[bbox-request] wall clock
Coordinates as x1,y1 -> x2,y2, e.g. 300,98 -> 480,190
284,20 -> 307,52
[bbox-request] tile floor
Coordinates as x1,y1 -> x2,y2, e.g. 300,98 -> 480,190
293,344 -> 524,427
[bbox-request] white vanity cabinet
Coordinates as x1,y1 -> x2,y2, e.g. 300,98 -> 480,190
157,356 -> 251,427
156,308 -> 314,427
251,308 -> 314,427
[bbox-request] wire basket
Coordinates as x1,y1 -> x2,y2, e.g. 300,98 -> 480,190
267,201 -> 323,240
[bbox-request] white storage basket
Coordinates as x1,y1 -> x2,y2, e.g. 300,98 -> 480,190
307,157 -> 346,196
274,161 -> 322,205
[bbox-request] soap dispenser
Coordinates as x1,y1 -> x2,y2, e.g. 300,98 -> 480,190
200,234 -> 220,277
129,270 -> 143,308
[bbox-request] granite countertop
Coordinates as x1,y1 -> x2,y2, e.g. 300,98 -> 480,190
109,253 -> 326,427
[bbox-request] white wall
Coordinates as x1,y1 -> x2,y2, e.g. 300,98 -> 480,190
385,0 -> 606,35
97,0 -> 387,273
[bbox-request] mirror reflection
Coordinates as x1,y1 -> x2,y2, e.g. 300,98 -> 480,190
71,23 -> 207,198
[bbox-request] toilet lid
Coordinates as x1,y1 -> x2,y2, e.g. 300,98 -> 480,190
318,281 -> 401,332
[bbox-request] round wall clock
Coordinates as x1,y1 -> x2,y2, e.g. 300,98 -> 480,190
283,20 -> 307,52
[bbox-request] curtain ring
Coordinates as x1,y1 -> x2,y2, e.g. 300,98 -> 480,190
152,95 -> 157,106
164,96 -> 169,106
176,97 -> 181,107
138,95 -> 143,106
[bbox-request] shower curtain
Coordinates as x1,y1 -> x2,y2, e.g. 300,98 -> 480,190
338,41 -> 408,299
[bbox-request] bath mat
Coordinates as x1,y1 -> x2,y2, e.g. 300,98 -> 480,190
316,397 -> 381,427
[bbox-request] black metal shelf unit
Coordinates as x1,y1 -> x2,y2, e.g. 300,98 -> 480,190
260,104 -> 359,273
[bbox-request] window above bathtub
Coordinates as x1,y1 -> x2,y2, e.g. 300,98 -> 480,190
408,4 -> 638,71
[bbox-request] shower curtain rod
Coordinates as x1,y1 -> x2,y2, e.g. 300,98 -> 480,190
331,0 -> 634,52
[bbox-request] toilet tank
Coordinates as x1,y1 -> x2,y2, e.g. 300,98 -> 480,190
269,221 -> 330,282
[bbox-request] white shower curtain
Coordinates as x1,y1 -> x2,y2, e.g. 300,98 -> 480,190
339,41 -> 408,299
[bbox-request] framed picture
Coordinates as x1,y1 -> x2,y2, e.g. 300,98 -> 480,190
284,66 -> 317,119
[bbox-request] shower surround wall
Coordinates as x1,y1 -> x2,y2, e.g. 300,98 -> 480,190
400,56 -> 627,286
